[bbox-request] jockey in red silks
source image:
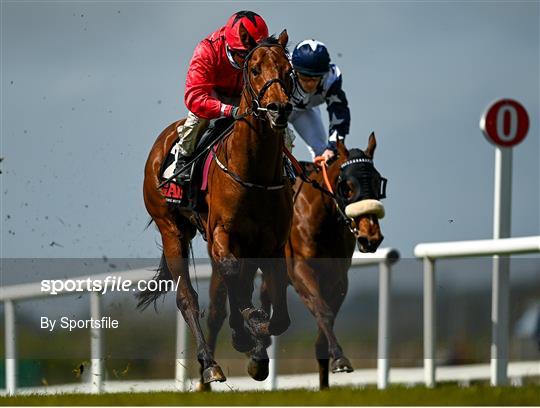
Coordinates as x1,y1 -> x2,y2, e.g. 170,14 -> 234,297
175,11 -> 269,182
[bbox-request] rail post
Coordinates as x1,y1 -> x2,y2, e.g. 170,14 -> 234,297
90,292 -> 104,393
175,309 -> 189,391
377,259 -> 392,389
423,258 -> 436,388
4,299 -> 17,395
265,336 -> 278,391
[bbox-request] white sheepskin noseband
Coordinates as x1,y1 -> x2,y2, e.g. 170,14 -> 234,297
344,199 -> 385,219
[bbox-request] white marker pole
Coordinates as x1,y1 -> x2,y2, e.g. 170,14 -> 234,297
491,146 -> 512,386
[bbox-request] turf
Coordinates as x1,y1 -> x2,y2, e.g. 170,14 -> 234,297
1,384 -> 539,406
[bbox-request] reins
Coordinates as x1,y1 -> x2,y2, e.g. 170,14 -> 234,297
314,156 -> 334,194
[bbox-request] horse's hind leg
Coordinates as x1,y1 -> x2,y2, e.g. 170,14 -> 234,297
290,260 -> 352,389
315,329 -> 330,389
157,219 -> 226,386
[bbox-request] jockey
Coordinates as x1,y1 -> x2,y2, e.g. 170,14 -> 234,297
289,39 -> 351,162
174,10 -> 269,182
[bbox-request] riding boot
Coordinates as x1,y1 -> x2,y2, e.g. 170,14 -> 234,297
175,111 -> 208,185
174,153 -> 193,185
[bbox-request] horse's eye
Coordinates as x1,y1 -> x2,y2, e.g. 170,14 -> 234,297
339,181 -> 353,200
251,67 -> 260,76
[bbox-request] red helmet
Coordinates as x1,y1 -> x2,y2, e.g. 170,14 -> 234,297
224,11 -> 269,51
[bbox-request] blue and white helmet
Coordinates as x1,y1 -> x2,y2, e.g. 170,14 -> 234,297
291,39 -> 331,76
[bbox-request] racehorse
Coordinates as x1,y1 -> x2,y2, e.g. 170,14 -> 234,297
200,133 -> 387,390
139,30 -> 294,385
282,134 -> 386,389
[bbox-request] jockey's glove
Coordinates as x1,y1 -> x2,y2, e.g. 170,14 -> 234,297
223,104 -> 241,119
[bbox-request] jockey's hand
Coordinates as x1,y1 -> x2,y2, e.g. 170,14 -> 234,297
319,149 -> 335,163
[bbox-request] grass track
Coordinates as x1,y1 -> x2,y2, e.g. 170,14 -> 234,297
1,384 -> 540,406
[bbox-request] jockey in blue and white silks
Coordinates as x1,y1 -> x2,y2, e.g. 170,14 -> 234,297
288,39 -> 351,162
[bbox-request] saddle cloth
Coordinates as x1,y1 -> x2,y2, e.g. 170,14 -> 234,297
160,117 -> 235,206
160,141 -> 215,206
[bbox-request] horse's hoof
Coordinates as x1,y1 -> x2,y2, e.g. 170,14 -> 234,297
247,358 -> 269,381
196,381 -> 212,392
232,329 -> 256,353
331,356 -> 354,373
202,365 -> 226,384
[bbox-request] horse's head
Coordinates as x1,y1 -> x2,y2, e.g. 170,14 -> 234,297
336,133 -> 387,253
241,30 -> 293,129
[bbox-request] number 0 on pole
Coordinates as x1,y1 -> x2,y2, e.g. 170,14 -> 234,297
480,99 -> 529,147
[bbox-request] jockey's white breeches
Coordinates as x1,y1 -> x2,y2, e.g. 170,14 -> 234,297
288,106 -> 327,158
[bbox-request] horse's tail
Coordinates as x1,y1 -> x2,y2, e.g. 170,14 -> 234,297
136,252 -> 172,311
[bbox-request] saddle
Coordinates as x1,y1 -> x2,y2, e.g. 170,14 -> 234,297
160,117 -> 234,210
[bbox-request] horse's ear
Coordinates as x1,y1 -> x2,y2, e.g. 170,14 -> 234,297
337,139 -> 349,159
365,132 -> 377,158
278,29 -> 288,48
239,24 -> 257,50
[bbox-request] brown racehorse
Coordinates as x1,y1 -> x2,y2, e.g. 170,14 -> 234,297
139,31 -> 294,385
281,134 -> 386,389
201,133 -> 387,390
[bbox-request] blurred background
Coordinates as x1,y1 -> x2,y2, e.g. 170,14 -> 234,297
1,1 -> 538,388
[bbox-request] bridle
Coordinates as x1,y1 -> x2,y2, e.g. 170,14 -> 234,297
241,43 -> 293,118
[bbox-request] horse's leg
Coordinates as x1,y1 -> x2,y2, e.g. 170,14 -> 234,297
315,329 -> 330,389
290,260 -> 353,389
324,275 -> 353,374
157,219 -> 225,385
261,251 -> 291,336
197,270 -> 228,391
211,226 -> 257,351
246,278 -> 272,381
227,278 -> 257,353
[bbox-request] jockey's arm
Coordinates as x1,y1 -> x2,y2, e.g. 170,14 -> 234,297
184,41 -> 235,120
324,75 -> 351,152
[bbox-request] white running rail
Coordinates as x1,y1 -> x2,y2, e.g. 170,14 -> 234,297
1,248 -> 399,395
414,235 -> 540,388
